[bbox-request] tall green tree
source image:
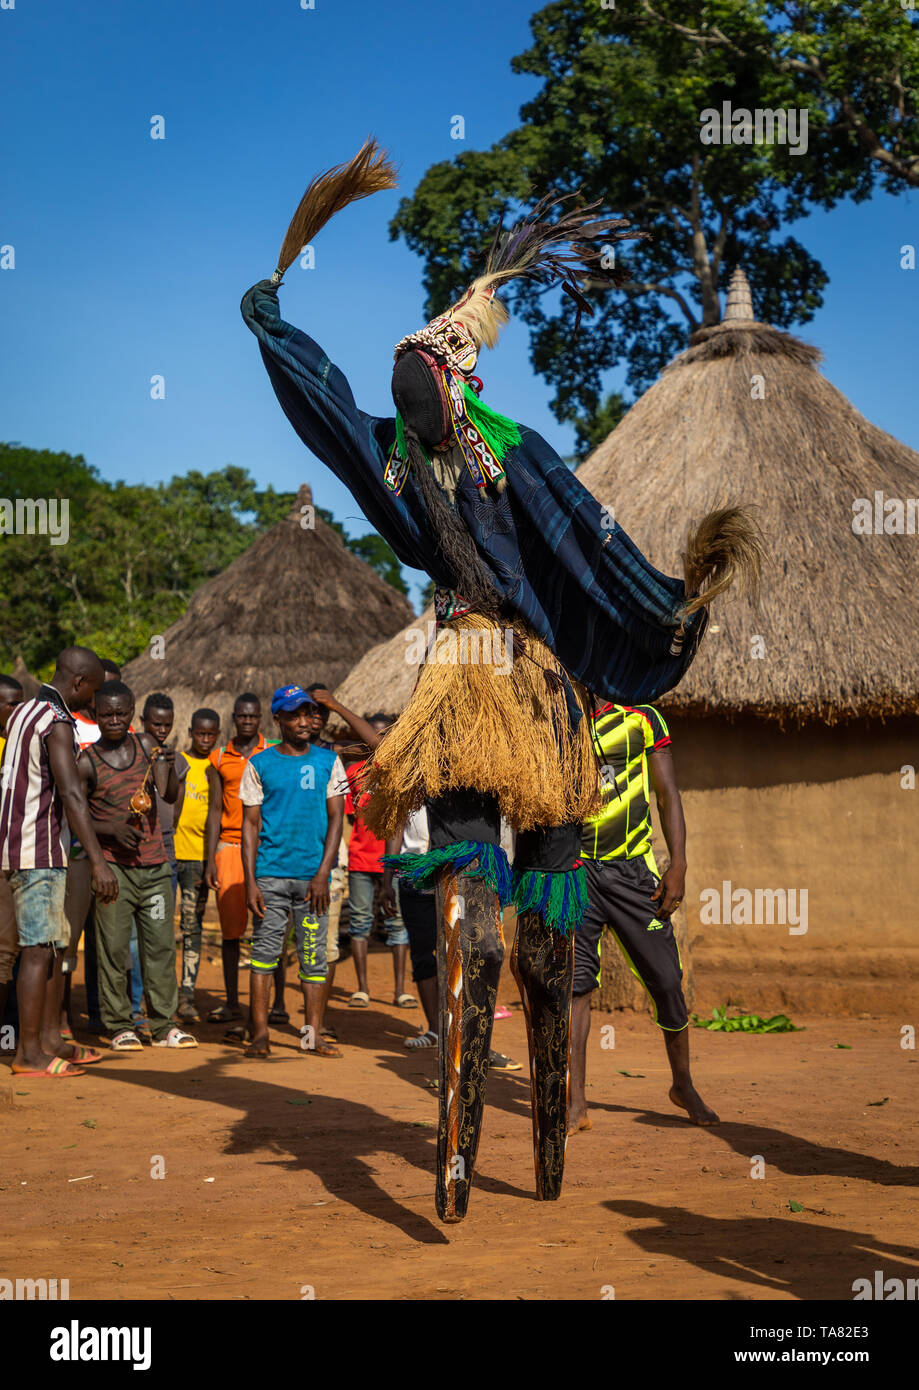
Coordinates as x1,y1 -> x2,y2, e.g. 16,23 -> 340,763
390,0 -> 918,447
0,446 -> 408,672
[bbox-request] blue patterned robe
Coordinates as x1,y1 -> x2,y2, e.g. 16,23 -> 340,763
241,280 -> 707,708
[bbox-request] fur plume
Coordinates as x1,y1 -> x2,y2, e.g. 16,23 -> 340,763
451,190 -> 648,349
275,138 -> 398,277
681,506 -> 766,615
448,279 -> 510,351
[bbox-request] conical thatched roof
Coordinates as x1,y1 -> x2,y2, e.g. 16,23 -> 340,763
124,485 -> 413,740
577,277 -> 919,723
334,605 -> 434,716
11,655 -> 40,699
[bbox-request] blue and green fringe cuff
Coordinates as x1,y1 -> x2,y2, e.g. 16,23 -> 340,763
384,843 -> 587,936
511,863 -> 588,936
383,841 -> 514,906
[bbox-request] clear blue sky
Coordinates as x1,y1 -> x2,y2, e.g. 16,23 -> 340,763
2,0 -> 917,609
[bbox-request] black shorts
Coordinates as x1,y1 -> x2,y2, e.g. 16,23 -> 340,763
574,854 -> 688,1031
398,883 -> 437,983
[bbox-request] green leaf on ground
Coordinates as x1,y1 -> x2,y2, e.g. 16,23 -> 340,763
617,1070 -> 646,1077
81,1118 -> 97,1129
691,1008 -> 803,1034
788,1200 -> 804,1213
867,1097 -> 890,1106
833,1043 -> 852,1049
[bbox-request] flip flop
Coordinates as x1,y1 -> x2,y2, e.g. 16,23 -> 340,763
11,1057 -> 85,1078
348,991 -> 370,1008
488,1050 -> 523,1072
207,1004 -> 243,1024
268,1005 -> 290,1025
394,993 -> 418,1009
301,1039 -> 342,1058
243,1043 -> 271,1058
63,1044 -> 103,1065
403,1030 -> 437,1050
152,1028 -> 198,1049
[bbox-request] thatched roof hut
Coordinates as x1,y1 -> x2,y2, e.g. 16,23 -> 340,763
334,605 -> 434,715
124,484 -> 413,739
10,656 -> 40,699
577,268 -> 919,725
575,270 -> 919,1016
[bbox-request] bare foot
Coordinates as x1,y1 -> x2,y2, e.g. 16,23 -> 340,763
669,1082 -> 719,1125
244,1036 -> 271,1058
567,1108 -> 593,1136
13,1046 -> 59,1073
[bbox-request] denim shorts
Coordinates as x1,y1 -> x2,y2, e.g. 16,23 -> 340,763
252,878 -> 329,983
347,870 -> 408,946
4,867 -> 69,949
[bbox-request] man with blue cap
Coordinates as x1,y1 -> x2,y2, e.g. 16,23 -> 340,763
238,685 -> 346,1058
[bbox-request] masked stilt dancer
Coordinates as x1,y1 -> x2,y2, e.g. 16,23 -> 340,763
241,141 -> 763,1222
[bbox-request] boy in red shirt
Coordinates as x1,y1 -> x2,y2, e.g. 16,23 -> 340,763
343,714 -> 415,1011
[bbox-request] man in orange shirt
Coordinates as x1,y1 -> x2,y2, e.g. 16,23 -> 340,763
204,693 -> 279,1024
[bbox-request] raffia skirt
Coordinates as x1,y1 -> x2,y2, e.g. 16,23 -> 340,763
358,611 -> 602,840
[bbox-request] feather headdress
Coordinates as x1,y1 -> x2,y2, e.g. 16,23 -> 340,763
447,190 -> 649,352
271,138 -> 398,283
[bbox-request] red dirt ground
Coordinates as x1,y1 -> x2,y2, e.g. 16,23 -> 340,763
2,944 -> 917,1301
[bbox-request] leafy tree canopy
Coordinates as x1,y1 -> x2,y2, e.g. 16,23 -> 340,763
0,444 -> 407,676
390,0 -> 918,443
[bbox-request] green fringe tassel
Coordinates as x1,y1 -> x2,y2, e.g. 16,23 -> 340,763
512,863 -> 588,936
395,411 -> 429,465
462,386 -> 522,460
383,841 -> 514,906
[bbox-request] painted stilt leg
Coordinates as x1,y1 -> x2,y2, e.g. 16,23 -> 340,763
434,869 -> 504,1223
510,909 -> 574,1200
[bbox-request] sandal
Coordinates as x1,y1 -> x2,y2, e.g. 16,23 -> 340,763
301,1038 -> 342,1058
348,991 -> 370,1008
394,993 -> 418,1009
244,1041 -> 271,1058
488,1049 -> 522,1072
176,1000 -> 200,1024
152,1028 -> 198,1049
268,1004 -> 290,1025
319,1022 -> 339,1042
11,1056 -> 85,1078
207,1003 -> 243,1024
110,1030 -> 144,1052
403,1029 -> 437,1050
63,1044 -> 104,1065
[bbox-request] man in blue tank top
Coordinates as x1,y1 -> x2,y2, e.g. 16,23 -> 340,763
239,686 -> 345,1058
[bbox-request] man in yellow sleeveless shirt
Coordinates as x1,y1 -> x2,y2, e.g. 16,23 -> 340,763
174,708 -> 221,1023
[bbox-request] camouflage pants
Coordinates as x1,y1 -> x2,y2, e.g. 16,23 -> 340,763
177,859 -> 208,996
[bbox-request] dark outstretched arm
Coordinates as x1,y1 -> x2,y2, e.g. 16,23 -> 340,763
648,746 -> 687,919
241,280 -> 438,577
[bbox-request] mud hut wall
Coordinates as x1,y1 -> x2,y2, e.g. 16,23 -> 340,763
650,714 -> 918,1017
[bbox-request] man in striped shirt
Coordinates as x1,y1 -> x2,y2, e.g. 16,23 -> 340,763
0,648 -> 118,1078
0,673 -> 24,1025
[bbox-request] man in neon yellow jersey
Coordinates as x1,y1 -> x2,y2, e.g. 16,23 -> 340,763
569,703 -> 718,1134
